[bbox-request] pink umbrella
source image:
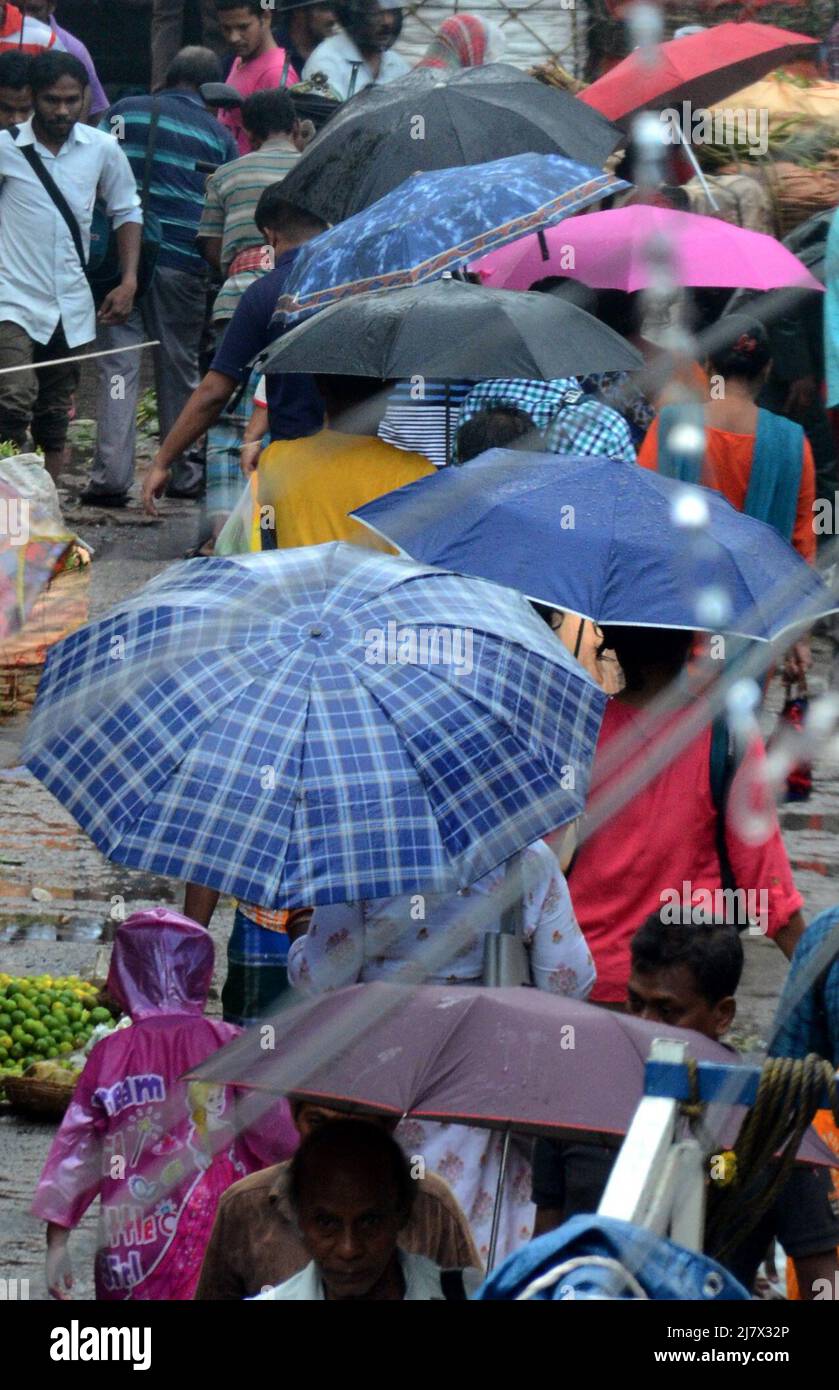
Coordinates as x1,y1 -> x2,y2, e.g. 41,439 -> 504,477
472,205 -> 824,295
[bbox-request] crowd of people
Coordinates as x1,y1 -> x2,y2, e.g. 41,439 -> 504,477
2,0 -> 839,1304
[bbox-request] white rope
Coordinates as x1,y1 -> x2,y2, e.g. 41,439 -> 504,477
0,339 -> 160,376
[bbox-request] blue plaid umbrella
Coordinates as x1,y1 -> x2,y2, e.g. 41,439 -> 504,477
275,153 -> 626,317
23,544 -> 605,908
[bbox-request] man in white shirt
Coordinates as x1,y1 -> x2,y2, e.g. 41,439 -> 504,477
0,51 -> 142,478
302,0 -> 409,100
251,1120 -> 483,1301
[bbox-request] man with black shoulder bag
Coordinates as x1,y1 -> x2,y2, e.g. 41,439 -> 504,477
0,51 -> 141,480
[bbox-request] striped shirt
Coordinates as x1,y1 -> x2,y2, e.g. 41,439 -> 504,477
378,378 -> 475,467
197,136 -> 300,322
101,91 -> 238,275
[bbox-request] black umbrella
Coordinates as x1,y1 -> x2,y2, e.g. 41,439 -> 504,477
278,63 -> 623,225
257,275 -> 643,380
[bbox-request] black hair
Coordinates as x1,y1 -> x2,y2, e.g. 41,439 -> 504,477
276,0 -> 335,16
595,289 -> 643,340
456,407 -> 545,464
708,318 -> 771,382
313,372 -> 391,425
288,1119 -> 416,1217
215,0 -> 267,14
631,913 -> 744,1003
164,45 -> 222,90
335,0 -> 403,44
242,87 -> 297,140
253,186 -> 328,236
28,52 -> 88,95
529,274 -> 598,315
597,623 -> 693,692
527,274 -> 567,295
0,51 -> 32,90
531,601 -> 559,628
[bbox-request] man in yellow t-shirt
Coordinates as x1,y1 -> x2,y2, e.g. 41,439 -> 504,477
254,374 -> 434,551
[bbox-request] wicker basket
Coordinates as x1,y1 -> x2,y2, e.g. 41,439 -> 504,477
2,1071 -> 77,1118
0,561 -> 90,719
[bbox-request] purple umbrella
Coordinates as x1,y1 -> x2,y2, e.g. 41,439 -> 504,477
188,983 -> 833,1270
188,982 -> 832,1149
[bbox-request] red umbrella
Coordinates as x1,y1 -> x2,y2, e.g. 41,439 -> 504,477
580,21 -> 817,127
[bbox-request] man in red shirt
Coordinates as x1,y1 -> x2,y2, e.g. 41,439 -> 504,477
215,0 -> 298,154
567,624 -> 805,1005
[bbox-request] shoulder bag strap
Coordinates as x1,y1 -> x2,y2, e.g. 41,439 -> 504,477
16,138 -> 87,270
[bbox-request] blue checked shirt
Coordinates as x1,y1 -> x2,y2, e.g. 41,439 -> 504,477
456,378 -> 636,462
770,906 -> 839,1065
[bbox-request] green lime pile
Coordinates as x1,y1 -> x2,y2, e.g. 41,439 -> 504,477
0,973 -> 115,1077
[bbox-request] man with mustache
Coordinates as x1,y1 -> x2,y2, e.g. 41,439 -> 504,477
302,0 -> 408,100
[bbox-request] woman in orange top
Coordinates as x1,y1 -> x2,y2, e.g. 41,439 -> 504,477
637,320 -> 816,564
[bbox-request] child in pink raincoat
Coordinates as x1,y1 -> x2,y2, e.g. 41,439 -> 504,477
32,908 -> 297,1301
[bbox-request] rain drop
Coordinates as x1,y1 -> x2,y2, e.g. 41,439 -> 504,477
672,487 -> 710,530
667,422 -> 705,458
726,679 -> 762,722
694,586 -> 732,627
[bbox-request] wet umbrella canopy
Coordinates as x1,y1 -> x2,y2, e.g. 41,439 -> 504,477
580,22 -> 818,128
279,63 -> 624,225
187,982 -> 834,1163
23,544 -> 606,908
353,451 -> 837,641
258,278 -> 643,380
275,152 -> 626,316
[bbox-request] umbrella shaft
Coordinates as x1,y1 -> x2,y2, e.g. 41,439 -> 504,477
486,1128 -> 512,1274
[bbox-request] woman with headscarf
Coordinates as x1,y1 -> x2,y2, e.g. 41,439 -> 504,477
415,14 -> 504,71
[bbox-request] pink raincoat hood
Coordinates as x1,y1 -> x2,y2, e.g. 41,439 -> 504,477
106,908 -> 214,1021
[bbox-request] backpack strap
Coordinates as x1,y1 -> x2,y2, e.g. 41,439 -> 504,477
744,409 -> 803,544
440,1268 -> 467,1301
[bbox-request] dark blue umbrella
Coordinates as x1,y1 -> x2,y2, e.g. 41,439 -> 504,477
353,452 -> 837,641
275,153 -> 626,317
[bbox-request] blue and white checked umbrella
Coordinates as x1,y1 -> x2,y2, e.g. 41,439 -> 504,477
23,544 -> 605,908
274,153 -> 626,318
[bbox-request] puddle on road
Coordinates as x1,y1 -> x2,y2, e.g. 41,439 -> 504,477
0,916 -> 115,944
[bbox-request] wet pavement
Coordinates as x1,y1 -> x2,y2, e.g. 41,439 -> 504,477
1,432 -> 838,1298
0,440 -> 233,1300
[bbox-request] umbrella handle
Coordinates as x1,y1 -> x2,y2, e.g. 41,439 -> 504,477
677,126 -> 720,213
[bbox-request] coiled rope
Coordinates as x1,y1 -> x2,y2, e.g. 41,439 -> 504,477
704,1053 -> 839,1264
